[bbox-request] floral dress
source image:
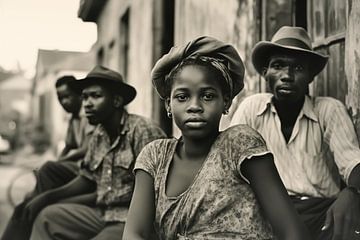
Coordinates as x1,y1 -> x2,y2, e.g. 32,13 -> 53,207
134,125 -> 274,240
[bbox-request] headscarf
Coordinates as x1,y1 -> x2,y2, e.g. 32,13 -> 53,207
151,36 -> 245,99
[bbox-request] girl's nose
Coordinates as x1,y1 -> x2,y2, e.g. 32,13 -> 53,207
187,98 -> 203,113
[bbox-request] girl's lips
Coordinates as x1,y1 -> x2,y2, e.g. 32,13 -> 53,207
185,121 -> 207,128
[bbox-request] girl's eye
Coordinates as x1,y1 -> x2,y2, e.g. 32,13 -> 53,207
175,94 -> 188,101
203,93 -> 215,101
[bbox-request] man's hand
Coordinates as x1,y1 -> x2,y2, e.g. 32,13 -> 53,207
22,194 -> 50,222
322,187 -> 360,240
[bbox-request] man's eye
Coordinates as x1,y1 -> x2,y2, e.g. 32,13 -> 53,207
295,65 -> 304,71
272,63 -> 282,70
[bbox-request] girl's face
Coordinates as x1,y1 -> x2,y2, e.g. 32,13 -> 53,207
166,65 -> 230,139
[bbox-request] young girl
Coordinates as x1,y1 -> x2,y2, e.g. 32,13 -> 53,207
123,36 -> 310,240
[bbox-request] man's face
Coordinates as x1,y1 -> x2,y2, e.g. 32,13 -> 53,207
81,84 -> 115,125
56,84 -> 82,114
265,54 -> 311,104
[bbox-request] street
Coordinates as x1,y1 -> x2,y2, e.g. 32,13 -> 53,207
0,149 -> 53,235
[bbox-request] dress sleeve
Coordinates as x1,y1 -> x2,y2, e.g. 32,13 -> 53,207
224,125 -> 272,183
133,140 -> 161,179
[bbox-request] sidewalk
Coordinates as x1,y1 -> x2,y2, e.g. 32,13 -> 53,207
0,146 -> 55,236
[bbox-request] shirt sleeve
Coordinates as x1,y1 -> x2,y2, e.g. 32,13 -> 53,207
79,131 -> 97,181
133,140 -> 159,179
230,96 -> 254,127
224,125 -> 272,183
132,120 -> 166,158
321,99 -> 360,184
64,118 -> 77,149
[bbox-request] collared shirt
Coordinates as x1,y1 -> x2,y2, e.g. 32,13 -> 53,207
80,111 -> 166,222
65,114 -> 94,149
230,93 -> 360,198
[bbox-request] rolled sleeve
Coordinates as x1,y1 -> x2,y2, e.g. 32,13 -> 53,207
322,99 -> 360,184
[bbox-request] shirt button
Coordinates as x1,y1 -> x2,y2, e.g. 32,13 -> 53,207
107,169 -> 111,174
107,186 -> 112,191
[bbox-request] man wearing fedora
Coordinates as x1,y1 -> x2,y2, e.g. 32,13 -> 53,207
20,65 -> 165,239
231,26 -> 360,239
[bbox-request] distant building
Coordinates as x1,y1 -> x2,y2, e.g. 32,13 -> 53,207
32,49 -> 95,152
78,0 -> 174,135
0,72 -> 31,148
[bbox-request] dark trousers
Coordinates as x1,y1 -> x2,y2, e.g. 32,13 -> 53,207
1,161 -> 79,240
292,197 -> 336,240
30,204 -> 125,240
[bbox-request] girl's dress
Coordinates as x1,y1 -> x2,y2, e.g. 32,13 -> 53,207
134,125 -> 274,240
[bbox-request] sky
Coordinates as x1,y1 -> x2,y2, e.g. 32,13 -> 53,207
0,0 -> 97,76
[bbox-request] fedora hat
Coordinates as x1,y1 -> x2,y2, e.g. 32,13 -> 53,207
71,65 -> 136,105
252,26 -> 328,79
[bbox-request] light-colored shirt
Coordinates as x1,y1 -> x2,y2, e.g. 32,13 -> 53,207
80,111 -> 166,222
134,125 -> 273,240
230,93 -> 360,198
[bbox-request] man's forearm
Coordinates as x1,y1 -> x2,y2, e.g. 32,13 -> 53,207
58,192 -> 97,206
58,147 -> 87,162
45,175 -> 96,204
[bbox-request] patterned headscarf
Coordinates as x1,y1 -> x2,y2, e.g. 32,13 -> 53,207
151,36 -> 245,99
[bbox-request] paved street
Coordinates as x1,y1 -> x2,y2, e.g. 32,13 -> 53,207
0,149 -> 53,236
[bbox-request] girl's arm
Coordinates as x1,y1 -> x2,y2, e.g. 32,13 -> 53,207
241,154 -> 311,240
123,170 -> 156,240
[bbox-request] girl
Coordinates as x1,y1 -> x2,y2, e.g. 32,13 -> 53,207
123,36 -> 310,240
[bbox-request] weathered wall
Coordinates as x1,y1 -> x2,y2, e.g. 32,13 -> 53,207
345,0 -> 360,137
174,0 -> 260,129
95,0 -> 155,119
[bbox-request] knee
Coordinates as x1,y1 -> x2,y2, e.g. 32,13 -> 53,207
37,161 -> 57,178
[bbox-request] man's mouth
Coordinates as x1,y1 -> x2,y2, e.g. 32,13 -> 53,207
277,86 -> 295,95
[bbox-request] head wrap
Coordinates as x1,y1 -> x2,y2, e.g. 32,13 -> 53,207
151,36 -> 245,99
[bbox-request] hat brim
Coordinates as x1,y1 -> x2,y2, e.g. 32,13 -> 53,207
252,41 -> 328,80
70,77 -> 137,105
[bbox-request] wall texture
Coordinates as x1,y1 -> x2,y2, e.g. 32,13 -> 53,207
345,0 -> 360,137
174,0 -> 261,129
95,0 -> 155,119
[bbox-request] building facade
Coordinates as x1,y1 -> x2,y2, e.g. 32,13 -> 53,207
79,0 -> 360,137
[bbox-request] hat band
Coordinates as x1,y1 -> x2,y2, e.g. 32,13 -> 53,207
274,38 -> 312,51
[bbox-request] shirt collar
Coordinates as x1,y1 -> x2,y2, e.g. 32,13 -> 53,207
97,110 -> 130,137
256,94 -> 318,122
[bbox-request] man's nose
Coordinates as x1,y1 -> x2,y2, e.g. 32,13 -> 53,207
83,98 -> 93,108
280,66 -> 294,82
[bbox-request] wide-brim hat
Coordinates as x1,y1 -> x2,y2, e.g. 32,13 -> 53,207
71,65 -> 136,105
252,26 -> 328,80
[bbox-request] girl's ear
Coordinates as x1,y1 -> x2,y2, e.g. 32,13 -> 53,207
223,95 -> 232,114
113,95 -> 124,108
164,97 -> 171,113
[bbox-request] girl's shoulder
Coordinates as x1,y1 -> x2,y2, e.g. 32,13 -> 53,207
139,138 -> 178,163
221,124 -> 264,141
216,124 -> 266,152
